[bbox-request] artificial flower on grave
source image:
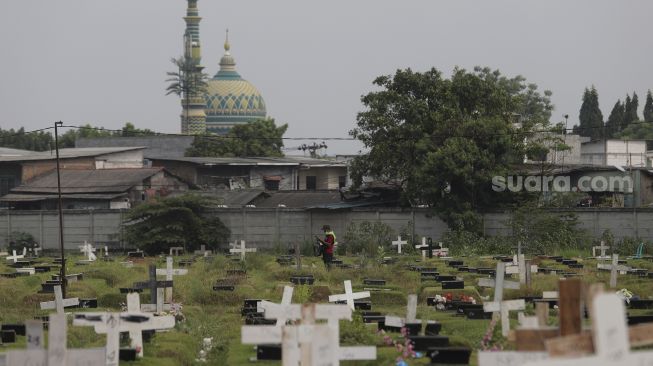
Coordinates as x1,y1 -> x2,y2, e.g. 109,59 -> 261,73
616,288 -> 633,304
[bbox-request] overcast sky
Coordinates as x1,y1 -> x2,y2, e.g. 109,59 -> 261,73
0,1 -> 651,154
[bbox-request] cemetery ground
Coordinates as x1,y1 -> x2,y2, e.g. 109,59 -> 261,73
2,249 -> 653,365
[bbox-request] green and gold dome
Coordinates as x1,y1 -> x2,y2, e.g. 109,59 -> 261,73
204,38 -> 267,134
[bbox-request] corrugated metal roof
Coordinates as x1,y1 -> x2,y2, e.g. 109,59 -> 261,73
11,168 -> 163,194
0,193 -> 126,202
0,147 -> 36,157
0,147 -> 145,162
150,155 -> 346,168
211,190 -> 267,206
256,191 -> 343,208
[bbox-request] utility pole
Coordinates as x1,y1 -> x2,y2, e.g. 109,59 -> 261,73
54,121 -> 66,297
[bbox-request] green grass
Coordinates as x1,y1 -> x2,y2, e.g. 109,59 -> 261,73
1,252 -> 652,365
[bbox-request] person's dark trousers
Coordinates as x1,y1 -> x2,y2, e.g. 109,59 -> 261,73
322,252 -> 333,270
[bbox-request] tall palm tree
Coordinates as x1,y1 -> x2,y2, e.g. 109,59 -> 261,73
166,56 -> 209,132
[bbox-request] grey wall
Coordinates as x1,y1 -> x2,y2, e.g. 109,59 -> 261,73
1,208 -> 651,251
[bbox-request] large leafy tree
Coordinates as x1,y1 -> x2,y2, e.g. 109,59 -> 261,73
575,86 -> 603,139
349,66 -> 554,231
0,127 -> 53,151
644,90 -> 653,123
186,118 -> 288,157
123,194 -> 230,254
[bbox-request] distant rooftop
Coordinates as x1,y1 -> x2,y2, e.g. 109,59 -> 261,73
150,155 -> 346,167
76,136 -> 194,159
0,147 -> 145,162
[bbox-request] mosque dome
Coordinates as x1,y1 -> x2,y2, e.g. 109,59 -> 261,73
204,37 -> 266,134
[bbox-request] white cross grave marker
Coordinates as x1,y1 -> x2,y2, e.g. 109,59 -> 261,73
258,285 -> 294,327
5,248 -> 26,263
79,241 -> 97,262
477,262 -> 521,292
392,236 -> 408,254
592,241 -> 610,259
242,303 -> 376,366
479,262 -> 523,337
229,240 -> 256,260
156,256 -> 188,303
597,253 -> 630,288
524,293 -> 653,366
385,294 -> 420,327
328,280 -> 371,310
31,246 -> 42,257
40,285 -> 80,314
415,238 -> 429,260
5,313 -> 105,366
433,243 -> 449,257
74,292 -> 176,359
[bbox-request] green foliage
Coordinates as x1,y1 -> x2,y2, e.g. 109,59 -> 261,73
343,220 -> 394,256
165,56 -> 209,99
293,285 -> 312,304
123,194 -> 230,254
625,92 -> 640,125
510,205 -> 590,253
604,100 -> 625,138
644,90 -> 653,123
186,118 -> 288,157
339,312 -> 376,346
574,86 -> 604,139
443,230 -> 512,256
0,127 -> 52,151
7,231 -> 38,252
350,66 -> 553,231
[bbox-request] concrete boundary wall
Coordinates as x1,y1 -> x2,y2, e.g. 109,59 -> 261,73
0,208 -> 651,250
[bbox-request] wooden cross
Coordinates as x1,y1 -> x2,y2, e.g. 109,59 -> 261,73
415,238 -> 429,260
258,285 -> 294,327
229,240 -> 256,260
391,236 -> 408,254
524,293 -> 653,366
597,254 -> 629,288
242,303 -> 376,365
5,313 -> 105,365
385,294 -> 420,327
156,257 -> 188,303
328,280 -> 371,310
133,264 -> 173,311
5,248 -> 26,263
40,285 -> 79,314
73,292 -> 176,360
592,241 -> 610,259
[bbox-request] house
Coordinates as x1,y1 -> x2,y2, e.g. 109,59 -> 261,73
581,139 -> 648,167
149,156 -> 348,191
76,136 -> 194,159
0,168 -> 189,210
0,147 -> 147,197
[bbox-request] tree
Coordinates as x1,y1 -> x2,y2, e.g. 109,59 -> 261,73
349,66 -> 553,231
166,56 -> 209,129
604,100 -> 625,138
624,92 -> 639,125
643,90 -> 653,122
576,86 -> 603,139
0,127 -> 52,151
123,194 -> 230,254
186,118 -> 288,157
121,122 -> 156,137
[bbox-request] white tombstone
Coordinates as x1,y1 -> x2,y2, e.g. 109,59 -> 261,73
415,238 -> 429,260
74,292 -> 175,359
5,248 -> 26,263
258,285 -> 294,327
156,256 -> 188,303
5,313 -> 105,366
385,294 -> 420,327
242,303 -> 376,366
16,267 -> 35,275
597,253 -> 630,288
40,285 -> 80,314
524,293 -> 653,366
229,240 -> 256,260
79,241 -> 97,262
328,280 -> 371,310
592,241 -> 610,259
391,236 -> 408,254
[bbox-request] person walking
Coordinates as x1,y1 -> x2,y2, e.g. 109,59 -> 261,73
316,225 -> 336,270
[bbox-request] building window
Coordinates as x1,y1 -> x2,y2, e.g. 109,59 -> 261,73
264,179 -> 280,191
306,176 -> 317,190
0,177 -> 16,196
338,176 -> 346,189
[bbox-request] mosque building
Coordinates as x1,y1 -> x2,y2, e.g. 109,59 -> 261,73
179,0 -> 267,135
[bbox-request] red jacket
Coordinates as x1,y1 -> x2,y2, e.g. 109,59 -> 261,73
323,234 -> 335,254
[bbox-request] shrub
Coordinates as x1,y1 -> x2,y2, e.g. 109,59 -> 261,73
343,221 -> 394,256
